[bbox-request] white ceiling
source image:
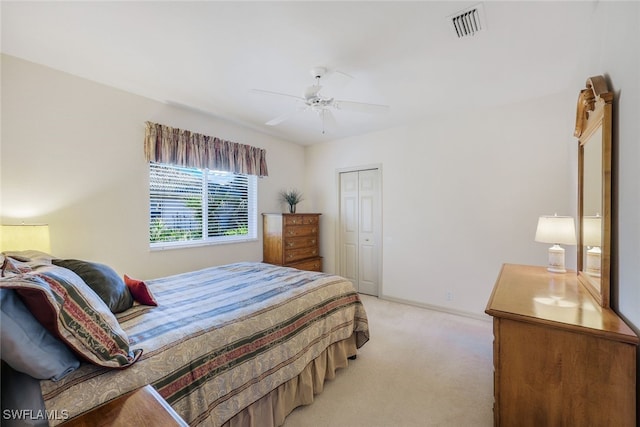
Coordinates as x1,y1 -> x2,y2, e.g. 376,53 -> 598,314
1,1 -> 596,145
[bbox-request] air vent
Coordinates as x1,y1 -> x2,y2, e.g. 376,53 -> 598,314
450,3 -> 485,38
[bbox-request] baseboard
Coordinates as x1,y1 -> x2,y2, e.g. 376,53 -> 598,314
377,294 -> 492,322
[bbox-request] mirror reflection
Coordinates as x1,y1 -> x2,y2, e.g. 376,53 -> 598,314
575,75 -> 612,307
582,215 -> 602,281
581,126 -> 602,289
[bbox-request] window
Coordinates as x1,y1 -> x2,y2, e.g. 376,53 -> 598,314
149,162 -> 257,248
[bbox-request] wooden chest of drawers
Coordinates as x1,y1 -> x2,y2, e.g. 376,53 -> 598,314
486,264 -> 638,427
262,213 -> 322,272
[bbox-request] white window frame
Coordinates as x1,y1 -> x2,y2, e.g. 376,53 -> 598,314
149,162 -> 257,250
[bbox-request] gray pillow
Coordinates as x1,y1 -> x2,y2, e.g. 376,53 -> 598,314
52,259 -> 133,313
0,289 -> 80,381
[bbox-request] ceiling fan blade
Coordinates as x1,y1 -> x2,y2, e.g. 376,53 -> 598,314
333,100 -> 390,114
265,106 -> 307,126
251,88 -> 305,102
323,69 -> 354,90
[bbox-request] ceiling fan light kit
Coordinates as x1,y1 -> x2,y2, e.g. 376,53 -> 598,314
252,66 -> 389,133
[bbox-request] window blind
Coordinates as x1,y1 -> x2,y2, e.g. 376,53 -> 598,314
150,162 -> 257,247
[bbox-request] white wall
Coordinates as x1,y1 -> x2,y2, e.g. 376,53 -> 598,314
1,55 -> 305,279
605,0 -> 640,334
581,0 -> 639,341
571,0 -> 640,404
305,91 -> 576,316
560,0 -> 640,337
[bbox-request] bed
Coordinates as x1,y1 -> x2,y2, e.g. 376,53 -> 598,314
0,257 -> 369,427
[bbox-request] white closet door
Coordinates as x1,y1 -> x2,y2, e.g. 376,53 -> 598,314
339,169 -> 380,296
340,171 -> 359,287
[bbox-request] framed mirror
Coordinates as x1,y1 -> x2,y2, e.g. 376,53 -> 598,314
574,76 -> 612,308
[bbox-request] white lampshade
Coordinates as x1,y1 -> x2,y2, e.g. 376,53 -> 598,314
583,215 -> 602,247
534,215 -> 577,245
0,224 -> 51,253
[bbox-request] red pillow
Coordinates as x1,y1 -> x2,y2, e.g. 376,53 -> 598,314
123,275 -> 158,306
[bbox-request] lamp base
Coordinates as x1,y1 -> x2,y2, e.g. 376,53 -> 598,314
586,246 -> 601,277
547,244 -> 566,273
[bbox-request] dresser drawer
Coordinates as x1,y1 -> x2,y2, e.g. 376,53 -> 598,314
285,246 -> 319,262
284,235 -> 317,250
284,224 -> 318,237
287,257 -> 322,272
284,215 -> 319,226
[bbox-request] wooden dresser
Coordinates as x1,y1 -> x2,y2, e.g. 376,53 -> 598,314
486,264 -> 638,427
60,385 -> 187,427
262,213 -> 322,272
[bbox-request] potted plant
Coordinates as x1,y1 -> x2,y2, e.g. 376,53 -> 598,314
280,189 -> 303,213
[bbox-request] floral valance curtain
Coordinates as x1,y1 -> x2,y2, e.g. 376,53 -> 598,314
144,122 -> 268,177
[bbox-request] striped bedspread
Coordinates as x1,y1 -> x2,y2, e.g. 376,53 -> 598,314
40,262 -> 370,426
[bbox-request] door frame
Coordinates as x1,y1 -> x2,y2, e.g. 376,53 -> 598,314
335,164 -> 383,296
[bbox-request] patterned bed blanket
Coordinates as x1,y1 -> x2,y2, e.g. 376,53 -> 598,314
40,262 -> 369,426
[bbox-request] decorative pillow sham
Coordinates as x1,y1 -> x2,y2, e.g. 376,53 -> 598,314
1,256 -> 34,277
124,275 -> 158,306
0,265 -> 142,369
52,259 -> 133,313
0,288 -> 80,381
2,250 -> 55,263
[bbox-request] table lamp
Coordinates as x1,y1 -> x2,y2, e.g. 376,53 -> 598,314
0,224 -> 51,253
534,214 -> 576,273
583,214 -> 602,277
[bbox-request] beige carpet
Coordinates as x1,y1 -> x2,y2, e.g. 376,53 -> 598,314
284,295 -> 494,427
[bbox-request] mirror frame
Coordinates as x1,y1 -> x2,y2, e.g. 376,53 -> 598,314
574,76 -> 612,308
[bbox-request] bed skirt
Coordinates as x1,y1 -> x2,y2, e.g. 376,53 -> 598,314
222,334 -> 357,427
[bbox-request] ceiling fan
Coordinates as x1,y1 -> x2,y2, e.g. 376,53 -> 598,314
251,67 -> 389,133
